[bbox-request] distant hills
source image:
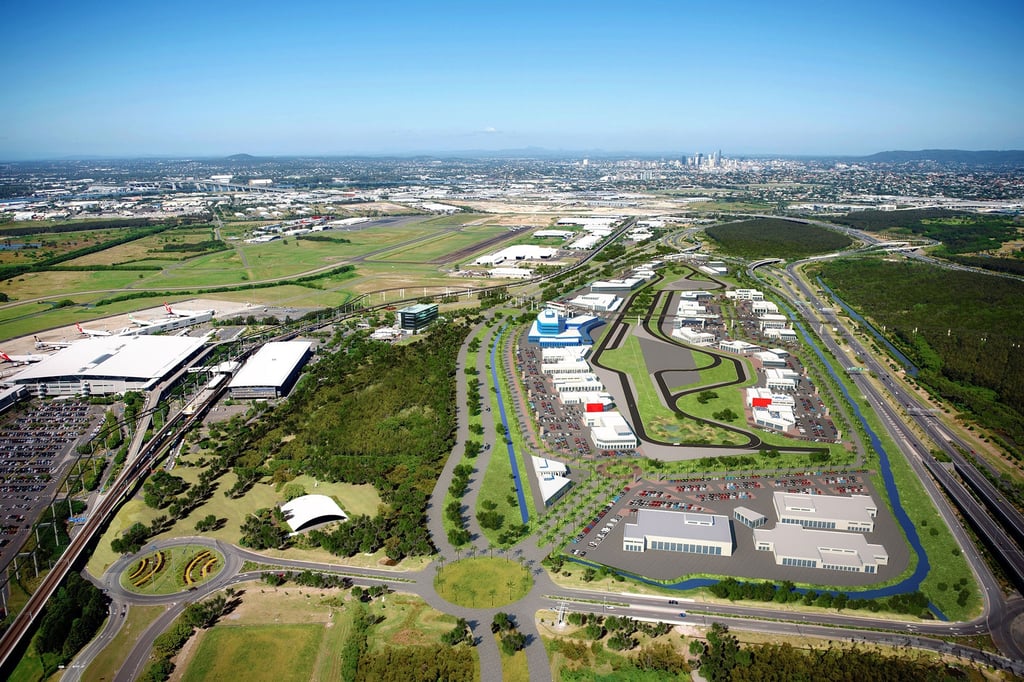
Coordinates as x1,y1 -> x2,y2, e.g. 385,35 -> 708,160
858,149 -> 1024,166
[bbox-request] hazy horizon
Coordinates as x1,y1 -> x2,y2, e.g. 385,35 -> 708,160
2,0 -> 1022,159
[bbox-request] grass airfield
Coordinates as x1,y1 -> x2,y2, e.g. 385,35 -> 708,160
0,212 -> 527,343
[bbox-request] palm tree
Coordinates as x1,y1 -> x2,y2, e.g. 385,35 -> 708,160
506,578 -> 515,600
488,587 -> 497,606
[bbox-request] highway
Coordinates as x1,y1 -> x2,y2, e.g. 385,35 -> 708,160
743,241 -> 1024,659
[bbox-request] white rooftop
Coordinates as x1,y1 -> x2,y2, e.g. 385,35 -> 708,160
229,341 -> 312,389
532,456 -> 572,505
624,509 -> 733,544
8,335 -> 205,384
773,491 -> 877,526
754,524 -> 888,569
281,494 -> 348,532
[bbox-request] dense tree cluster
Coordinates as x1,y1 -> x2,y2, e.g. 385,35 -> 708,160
143,471 -> 188,509
819,258 -> 1024,450
491,612 -> 527,655
355,644 -> 475,682
831,209 -> 1019,255
239,507 -> 290,550
222,323 -> 469,560
35,573 -> 109,667
697,623 -> 969,682
706,219 -> 853,259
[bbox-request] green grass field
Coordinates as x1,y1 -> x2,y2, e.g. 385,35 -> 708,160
435,557 -> 532,608
175,586 -> 474,681
370,223 -> 510,263
598,329 -> 746,445
183,624 -> 323,682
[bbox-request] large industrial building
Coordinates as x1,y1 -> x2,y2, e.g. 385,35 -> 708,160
5,335 -> 206,396
622,508 -> 734,556
773,491 -> 877,532
228,341 -> 312,399
754,524 -> 889,573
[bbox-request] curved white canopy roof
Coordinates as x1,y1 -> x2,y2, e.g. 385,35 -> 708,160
280,494 -> 347,532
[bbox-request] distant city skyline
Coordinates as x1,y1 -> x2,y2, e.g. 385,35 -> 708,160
2,0 -> 1022,160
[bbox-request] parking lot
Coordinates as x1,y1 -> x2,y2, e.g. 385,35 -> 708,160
0,400 -> 101,569
729,298 -> 840,443
514,339 -> 595,459
567,469 -> 907,587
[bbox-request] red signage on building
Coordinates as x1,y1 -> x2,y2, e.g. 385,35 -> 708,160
585,403 -> 604,412
752,397 -> 772,407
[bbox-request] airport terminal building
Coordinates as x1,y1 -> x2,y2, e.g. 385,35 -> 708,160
228,341 -> 312,399
622,509 -> 734,556
5,335 -> 206,396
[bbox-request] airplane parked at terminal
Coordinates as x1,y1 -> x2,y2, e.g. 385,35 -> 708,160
34,335 -> 72,350
76,323 -> 112,337
164,302 -> 213,318
1,351 -> 46,363
129,314 -> 155,327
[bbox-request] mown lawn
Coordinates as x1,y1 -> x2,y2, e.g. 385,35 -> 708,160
183,624 -> 323,682
435,557 -> 531,608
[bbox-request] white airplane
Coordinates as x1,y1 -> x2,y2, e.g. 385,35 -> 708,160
1,351 -> 46,363
129,314 -> 155,327
34,335 -> 72,349
164,302 -> 213,318
76,323 -> 112,337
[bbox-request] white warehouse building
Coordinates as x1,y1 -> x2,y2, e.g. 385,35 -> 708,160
754,524 -> 888,573
773,491 -> 878,532
228,341 -> 313,399
623,509 -> 734,556
585,411 -> 638,450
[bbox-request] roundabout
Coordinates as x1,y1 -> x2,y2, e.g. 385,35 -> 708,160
120,544 -> 225,595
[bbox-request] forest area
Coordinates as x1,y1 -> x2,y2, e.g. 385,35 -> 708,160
706,219 -> 853,259
816,258 -> 1024,453
829,208 -> 1022,258
229,322 -> 470,560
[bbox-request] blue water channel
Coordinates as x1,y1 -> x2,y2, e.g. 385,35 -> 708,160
491,325 -> 530,524
816,276 -> 919,377
790,317 -> 940,616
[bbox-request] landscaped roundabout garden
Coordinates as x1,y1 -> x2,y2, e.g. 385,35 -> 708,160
120,544 -> 224,595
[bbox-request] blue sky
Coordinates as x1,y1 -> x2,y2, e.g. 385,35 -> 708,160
2,0 -> 1022,158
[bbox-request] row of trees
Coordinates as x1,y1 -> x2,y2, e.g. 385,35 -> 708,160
709,577 -> 935,618
695,622 -> 970,681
